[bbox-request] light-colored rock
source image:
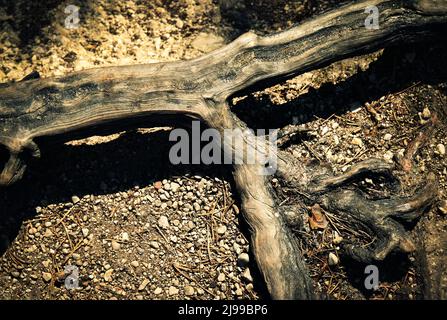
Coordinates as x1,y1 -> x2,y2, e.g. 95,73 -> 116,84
81,228 -> 89,237
333,231 -> 343,245
138,278 -> 150,291
383,133 -> 392,141
121,232 -> 129,242
422,107 -> 431,119
217,273 -> 226,282
184,285 -> 195,296
242,268 -> 253,283
168,286 -> 179,296
111,240 -> 121,250
216,225 -> 227,235
439,200 -> 447,215
351,137 -> 363,146
154,287 -> 163,295
42,272 -> 52,282
158,215 -> 170,229
104,269 -> 113,282
437,143 -> 445,156
71,195 -> 80,204
237,253 -> 250,267
131,261 -> 139,268
328,252 -> 339,266
170,182 -> 180,192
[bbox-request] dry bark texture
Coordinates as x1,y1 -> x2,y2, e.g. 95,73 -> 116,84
1,0 -> 446,299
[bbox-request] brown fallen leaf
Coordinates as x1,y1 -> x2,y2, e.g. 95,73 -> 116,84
308,204 -> 328,230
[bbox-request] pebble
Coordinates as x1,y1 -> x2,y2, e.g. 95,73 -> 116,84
184,285 -> 194,296
384,150 -> 394,162
422,107 -> 431,119
82,228 -> 90,237
383,133 -> 392,141
158,215 -> 170,229
121,232 -> 129,242
138,278 -> 150,291
104,269 -> 113,282
149,241 -> 160,249
241,268 -> 253,283
237,253 -> 250,267
437,143 -> 445,156
216,225 -> 227,235
170,182 -> 180,192
351,137 -> 363,146
328,252 -> 339,266
42,272 -> 52,282
71,196 -> 80,204
154,287 -> 163,295
439,200 -> 447,215
217,273 -> 226,282
333,231 -> 343,245
111,240 -> 121,250
131,261 -> 140,268
168,286 -> 179,296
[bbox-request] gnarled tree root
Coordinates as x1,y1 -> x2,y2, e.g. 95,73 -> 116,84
0,0 -> 446,299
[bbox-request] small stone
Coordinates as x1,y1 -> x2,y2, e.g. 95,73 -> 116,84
241,268 -> 253,283
217,273 -> 226,282
131,261 -> 140,268
422,107 -> 431,119
42,272 -> 53,282
81,228 -> 89,237
216,225 -> 227,235
158,215 -> 170,229
42,272 -> 52,282
121,232 -> 129,242
184,285 -> 195,296
154,287 -> 163,295
237,253 -> 250,267
175,19 -> 184,29
138,278 -> 150,291
154,181 -> 162,189
328,252 -> 339,266
29,227 -> 37,235
235,288 -> 243,296
333,231 -> 343,245
384,150 -> 394,162
383,133 -> 392,141
351,137 -> 363,146
149,241 -> 160,249
170,182 -> 180,192
111,240 -> 121,250
168,286 -> 179,296
439,200 -> 447,215
71,196 -> 80,204
104,269 -> 113,282
437,143 -> 445,156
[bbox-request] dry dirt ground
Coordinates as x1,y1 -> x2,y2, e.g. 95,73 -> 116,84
0,0 -> 446,300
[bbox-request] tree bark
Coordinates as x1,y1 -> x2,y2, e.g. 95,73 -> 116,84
0,0 -> 446,299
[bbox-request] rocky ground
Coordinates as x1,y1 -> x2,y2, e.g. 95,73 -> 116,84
0,0 -> 446,300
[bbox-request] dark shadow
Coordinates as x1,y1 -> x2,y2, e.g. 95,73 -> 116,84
341,252 -> 413,299
231,39 -> 447,130
218,0 -> 347,36
0,0 -> 71,46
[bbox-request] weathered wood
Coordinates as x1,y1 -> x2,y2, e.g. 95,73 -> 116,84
1,0 -> 446,299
